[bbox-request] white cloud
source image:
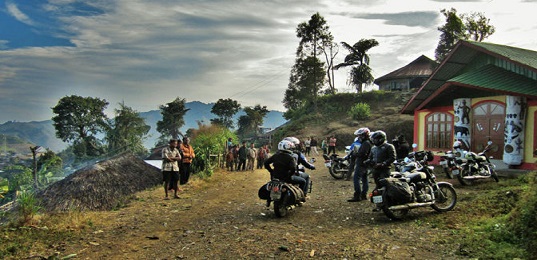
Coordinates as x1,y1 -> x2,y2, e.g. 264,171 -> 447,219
6,0 -> 35,26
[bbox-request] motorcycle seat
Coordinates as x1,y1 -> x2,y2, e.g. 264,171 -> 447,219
405,172 -> 427,182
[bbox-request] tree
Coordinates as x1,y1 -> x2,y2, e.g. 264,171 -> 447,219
106,102 -> 150,155
435,8 -> 495,61
52,95 -> 109,158
210,98 -> 241,129
286,12 -> 333,111
156,97 -> 190,141
284,56 -> 326,112
237,105 -> 269,138
334,39 -> 379,93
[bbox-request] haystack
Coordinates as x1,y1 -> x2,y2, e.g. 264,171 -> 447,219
39,153 -> 161,212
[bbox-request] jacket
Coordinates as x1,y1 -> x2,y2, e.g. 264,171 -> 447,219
180,144 -> 195,164
264,150 -> 297,182
368,142 -> 396,169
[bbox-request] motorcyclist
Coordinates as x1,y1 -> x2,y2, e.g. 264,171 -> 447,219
283,137 -> 315,196
264,140 -> 307,195
343,137 -> 361,181
347,127 -> 372,202
367,130 -> 396,188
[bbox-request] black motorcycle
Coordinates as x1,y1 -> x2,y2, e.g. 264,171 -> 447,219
322,153 -> 350,180
370,151 -> 457,220
454,141 -> 499,185
439,151 -> 457,179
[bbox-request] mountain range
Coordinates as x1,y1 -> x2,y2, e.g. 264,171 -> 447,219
0,101 -> 287,153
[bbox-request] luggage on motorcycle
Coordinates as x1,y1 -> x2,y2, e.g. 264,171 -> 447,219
415,151 -> 434,162
383,177 -> 414,204
286,184 -> 305,203
258,183 -> 271,200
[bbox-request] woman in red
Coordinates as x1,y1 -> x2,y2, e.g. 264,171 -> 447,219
179,137 -> 195,185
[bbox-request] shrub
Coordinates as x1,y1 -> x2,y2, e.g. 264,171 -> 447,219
348,103 -> 371,120
16,190 -> 41,226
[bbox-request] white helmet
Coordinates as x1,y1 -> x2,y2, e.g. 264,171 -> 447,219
453,141 -> 462,149
278,140 -> 295,152
283,136 -> 300,145
354,127 -> 371,137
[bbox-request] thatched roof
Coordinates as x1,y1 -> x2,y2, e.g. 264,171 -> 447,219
39,153 -> 161,212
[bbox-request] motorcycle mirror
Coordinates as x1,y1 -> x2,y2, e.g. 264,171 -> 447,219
412,143 -> 418,149
487,141 -> 493,145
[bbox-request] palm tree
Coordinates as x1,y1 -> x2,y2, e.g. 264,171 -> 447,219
334,39 -> 379,93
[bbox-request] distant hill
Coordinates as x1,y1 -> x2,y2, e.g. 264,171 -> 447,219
0,101 -> 287,152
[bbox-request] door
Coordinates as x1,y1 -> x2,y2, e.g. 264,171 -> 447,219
472,102 -> 505,159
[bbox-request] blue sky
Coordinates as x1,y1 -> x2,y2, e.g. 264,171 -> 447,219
1,0 -> 536,123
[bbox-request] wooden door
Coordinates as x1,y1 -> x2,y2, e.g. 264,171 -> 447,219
472,102 -> 505,159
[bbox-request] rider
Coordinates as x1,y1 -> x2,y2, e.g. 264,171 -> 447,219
367,130 -> 396,188
343,137 -> 361,181
264,140 -> 307,195
347,127 -> 372,202
283,137 -> 315,196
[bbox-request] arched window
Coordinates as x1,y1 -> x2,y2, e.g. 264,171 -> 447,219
426,112 -> 453,149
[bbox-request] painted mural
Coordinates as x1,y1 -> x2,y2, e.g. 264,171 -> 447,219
453,98 -> 472,150
503,96 -> 526,165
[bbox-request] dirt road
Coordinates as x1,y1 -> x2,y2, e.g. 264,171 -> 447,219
42,158 -> 464,259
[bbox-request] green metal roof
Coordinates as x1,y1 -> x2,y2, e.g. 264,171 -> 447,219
469,41 -> 537,69
449,64 -> 537,96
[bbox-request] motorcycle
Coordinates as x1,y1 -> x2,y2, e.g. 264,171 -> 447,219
322,153 -> 350,179
454,141 -> 499,185
258,166 -> 312,218
370,150 -> 457,220
439,151 -> 457,179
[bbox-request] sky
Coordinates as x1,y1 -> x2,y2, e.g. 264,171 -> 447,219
1,0 -> 536,123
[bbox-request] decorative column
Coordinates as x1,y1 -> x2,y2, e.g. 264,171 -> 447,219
504,96 -> 526,165
453,98 -> 472,150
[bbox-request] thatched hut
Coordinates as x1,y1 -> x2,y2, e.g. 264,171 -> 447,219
39,153 -> 161,212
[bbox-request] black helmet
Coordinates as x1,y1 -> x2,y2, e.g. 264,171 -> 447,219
371,130 -> 387,146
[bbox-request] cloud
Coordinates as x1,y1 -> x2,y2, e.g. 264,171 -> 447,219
5,0 -> 35,26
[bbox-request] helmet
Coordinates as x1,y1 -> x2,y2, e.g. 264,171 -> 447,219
283,137 -> 300,145
354,127 -> 371,138
453,141 -> 462,149
277,140 -> 294,152
371,130 -> 387,146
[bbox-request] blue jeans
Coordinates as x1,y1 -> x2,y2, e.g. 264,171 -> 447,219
353,164 -> 369,199
298,171 -> 310,195
291,175 -> 307,195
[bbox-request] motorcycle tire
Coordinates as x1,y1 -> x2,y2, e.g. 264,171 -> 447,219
456,168 -> 474,186
491,169 -> 499,182
381,195 -> 409,220
443,166 -> 453,179
329,163 -> 346,180
431,183 -> 457,212
274,194 -> 289,217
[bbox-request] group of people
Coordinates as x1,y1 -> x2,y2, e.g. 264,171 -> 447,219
225,138 -> 270,172
321,135 -> 338,155
161,137 -> 196,200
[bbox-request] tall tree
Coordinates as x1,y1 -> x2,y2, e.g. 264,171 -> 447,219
287,12 -> 333,111
284,56 -> 326,111
435,8 -> 495,61
237,105 -> 269,138
52,95 -> 109,158
334,39 -> 379,93
210,98 -> 241,129
106,102 -> 150,155
156,97 -> 190,141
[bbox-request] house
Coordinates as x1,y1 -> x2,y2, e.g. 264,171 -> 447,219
402,40 -> 537,170
374,55 -> 438,91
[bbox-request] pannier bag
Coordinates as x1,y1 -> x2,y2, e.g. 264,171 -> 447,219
384,178 -> 413,204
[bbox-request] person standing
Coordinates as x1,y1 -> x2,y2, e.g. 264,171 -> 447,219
321,137 -> 328,154
328,135 -> 337,155
237,141 -> 247,171
247,143 -> 257,171
304,137 -> 311,157
368,130 -> 396,188
310,136 -> 319,156
394,134 -> 411,160
256,144 -> 268,169
348,128 -> 372,202
179,137 -> 195,185
162,139 -> 182,199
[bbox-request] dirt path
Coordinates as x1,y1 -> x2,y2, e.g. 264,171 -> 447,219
50,159 -> 464,259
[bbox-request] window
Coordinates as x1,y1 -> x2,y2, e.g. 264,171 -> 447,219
426,112 -> 453,149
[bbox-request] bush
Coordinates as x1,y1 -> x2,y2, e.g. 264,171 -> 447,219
16,190 -> 41,226
348,103 -> 371,120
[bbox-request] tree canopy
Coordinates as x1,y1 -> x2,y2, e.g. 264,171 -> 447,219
156,97 -> 190,141
210,98 -> 241,129
334,39 -> 379,93
106,102 -> 150,155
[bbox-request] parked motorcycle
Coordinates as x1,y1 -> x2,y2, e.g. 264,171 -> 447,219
439,151 -> 457,179
370,150 -> 457,220
454,141 -> 499,185
322,153 -> 350,179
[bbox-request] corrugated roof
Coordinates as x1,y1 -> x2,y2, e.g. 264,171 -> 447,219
401,40 -> 537,114
374,55 -> 437,83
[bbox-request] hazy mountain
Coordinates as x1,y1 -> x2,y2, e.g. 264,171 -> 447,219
0,101 -> 287,152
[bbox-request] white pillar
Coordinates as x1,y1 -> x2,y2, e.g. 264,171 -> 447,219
453,98 -> 472,150
503,96 -> 526,165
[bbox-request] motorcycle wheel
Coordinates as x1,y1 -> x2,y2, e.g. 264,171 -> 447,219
491,169 -> 499,182
382,195 -> 409,220
443,167 -> 453,179
431,183 -> 457,212
456,168 -> 474,186
274,200 -> 288,217
329,163 -> 346,179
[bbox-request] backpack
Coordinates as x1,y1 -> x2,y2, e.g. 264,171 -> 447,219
384,178 -> 414,205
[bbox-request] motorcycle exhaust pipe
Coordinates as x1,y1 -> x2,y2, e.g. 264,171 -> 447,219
389,202 -> 435,210
463,175 -> 490,180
